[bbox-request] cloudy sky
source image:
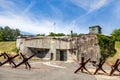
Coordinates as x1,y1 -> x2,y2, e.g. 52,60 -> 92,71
0,0 -> 120,35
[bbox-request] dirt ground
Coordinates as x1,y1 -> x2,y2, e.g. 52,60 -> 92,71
0,61 -> 120,80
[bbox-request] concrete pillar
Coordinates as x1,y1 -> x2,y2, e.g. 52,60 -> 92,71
67,50 -> 72,62
50,39 -> 56,61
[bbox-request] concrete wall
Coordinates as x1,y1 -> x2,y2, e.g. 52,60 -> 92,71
16,37 -> 71,60
16,35 -> 101,62
71,34 -> 101,62
24,38 -> 70,49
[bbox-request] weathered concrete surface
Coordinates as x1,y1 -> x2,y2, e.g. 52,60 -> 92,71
16,35 -> 101,62
71,34 -> 101,61
17,36 -> 71,61
0,61 -> 119,80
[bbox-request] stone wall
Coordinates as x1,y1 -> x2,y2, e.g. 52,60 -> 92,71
71,34 -> 101,62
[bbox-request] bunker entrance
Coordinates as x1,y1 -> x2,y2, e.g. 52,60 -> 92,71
29,48 -> 49,58
56,50 -> 67,61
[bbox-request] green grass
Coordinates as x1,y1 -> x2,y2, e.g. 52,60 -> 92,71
107,41 -> 120,64
0,41 -> 17,54
115,42 -> 120,48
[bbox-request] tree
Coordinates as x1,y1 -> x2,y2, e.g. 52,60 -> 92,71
12,28 -> 21,40
48,32 -> 65,36
56,33 -> 65,36
48,32 -> 56,36
0,26 -> 21,41
97,34 -> 116,60
111,29 -> 120,41
0,27 -> 4,41
37,34 -> 45,36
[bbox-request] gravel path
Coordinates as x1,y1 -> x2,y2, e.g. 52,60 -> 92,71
0,61 -> 119,80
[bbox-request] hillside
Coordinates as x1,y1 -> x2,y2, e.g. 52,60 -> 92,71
107,41 -> 120,63
0,41 -> 17,54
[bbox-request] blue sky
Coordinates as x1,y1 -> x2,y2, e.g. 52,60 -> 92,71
0,0 -> 120,35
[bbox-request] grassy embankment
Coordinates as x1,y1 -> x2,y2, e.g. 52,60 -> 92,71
107,41 -> 120,64
0,41 -> 41,60
0,41 -> 17,54
0,41 -> 17,60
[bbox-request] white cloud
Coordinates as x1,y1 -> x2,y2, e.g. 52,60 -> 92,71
70,0 -> 113,13
0,14 -> 74,34
0,0 -> 20,14
0,0 -> 77,35
22,0 -> 36,14
1,0 -> 114,35
0,11 -> 77,35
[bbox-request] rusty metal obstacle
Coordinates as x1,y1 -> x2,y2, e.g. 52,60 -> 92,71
0,52 -> 120,76
0,53 -> 5,65
93,59 -> 107,75
13,53 -> 35,69
0,53 -> 4,57
109,59 -> 120,76
0,52 -> 35,69
74,57 -> 91,74
74,57 -> 120,76
0,52 -> 19,67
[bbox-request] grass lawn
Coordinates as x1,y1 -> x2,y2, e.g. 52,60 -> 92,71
107,41 -> 120,64
0,41 -> 17,54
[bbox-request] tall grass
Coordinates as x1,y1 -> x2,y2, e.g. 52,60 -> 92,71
107,41 -> 120,64
0,41 -> 17,54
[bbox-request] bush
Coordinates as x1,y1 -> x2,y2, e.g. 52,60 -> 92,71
97,34 -> 116,60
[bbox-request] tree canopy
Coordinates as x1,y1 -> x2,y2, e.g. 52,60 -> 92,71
37,34 -> 45,36
0,26 -> 20,41
111,28 -> 120,41
97,34 -> 116,60
48,32 -> 65,36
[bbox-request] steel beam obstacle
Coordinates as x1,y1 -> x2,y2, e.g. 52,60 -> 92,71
93,59 -> 107,75
13,53 -> 35,69
0,52 -> 35,69
0,52 -> 19,67
109,59 -> 120,76
74,57 -> 91,74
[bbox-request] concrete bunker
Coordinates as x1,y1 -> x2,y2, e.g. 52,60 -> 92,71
16,34 -> 101,62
